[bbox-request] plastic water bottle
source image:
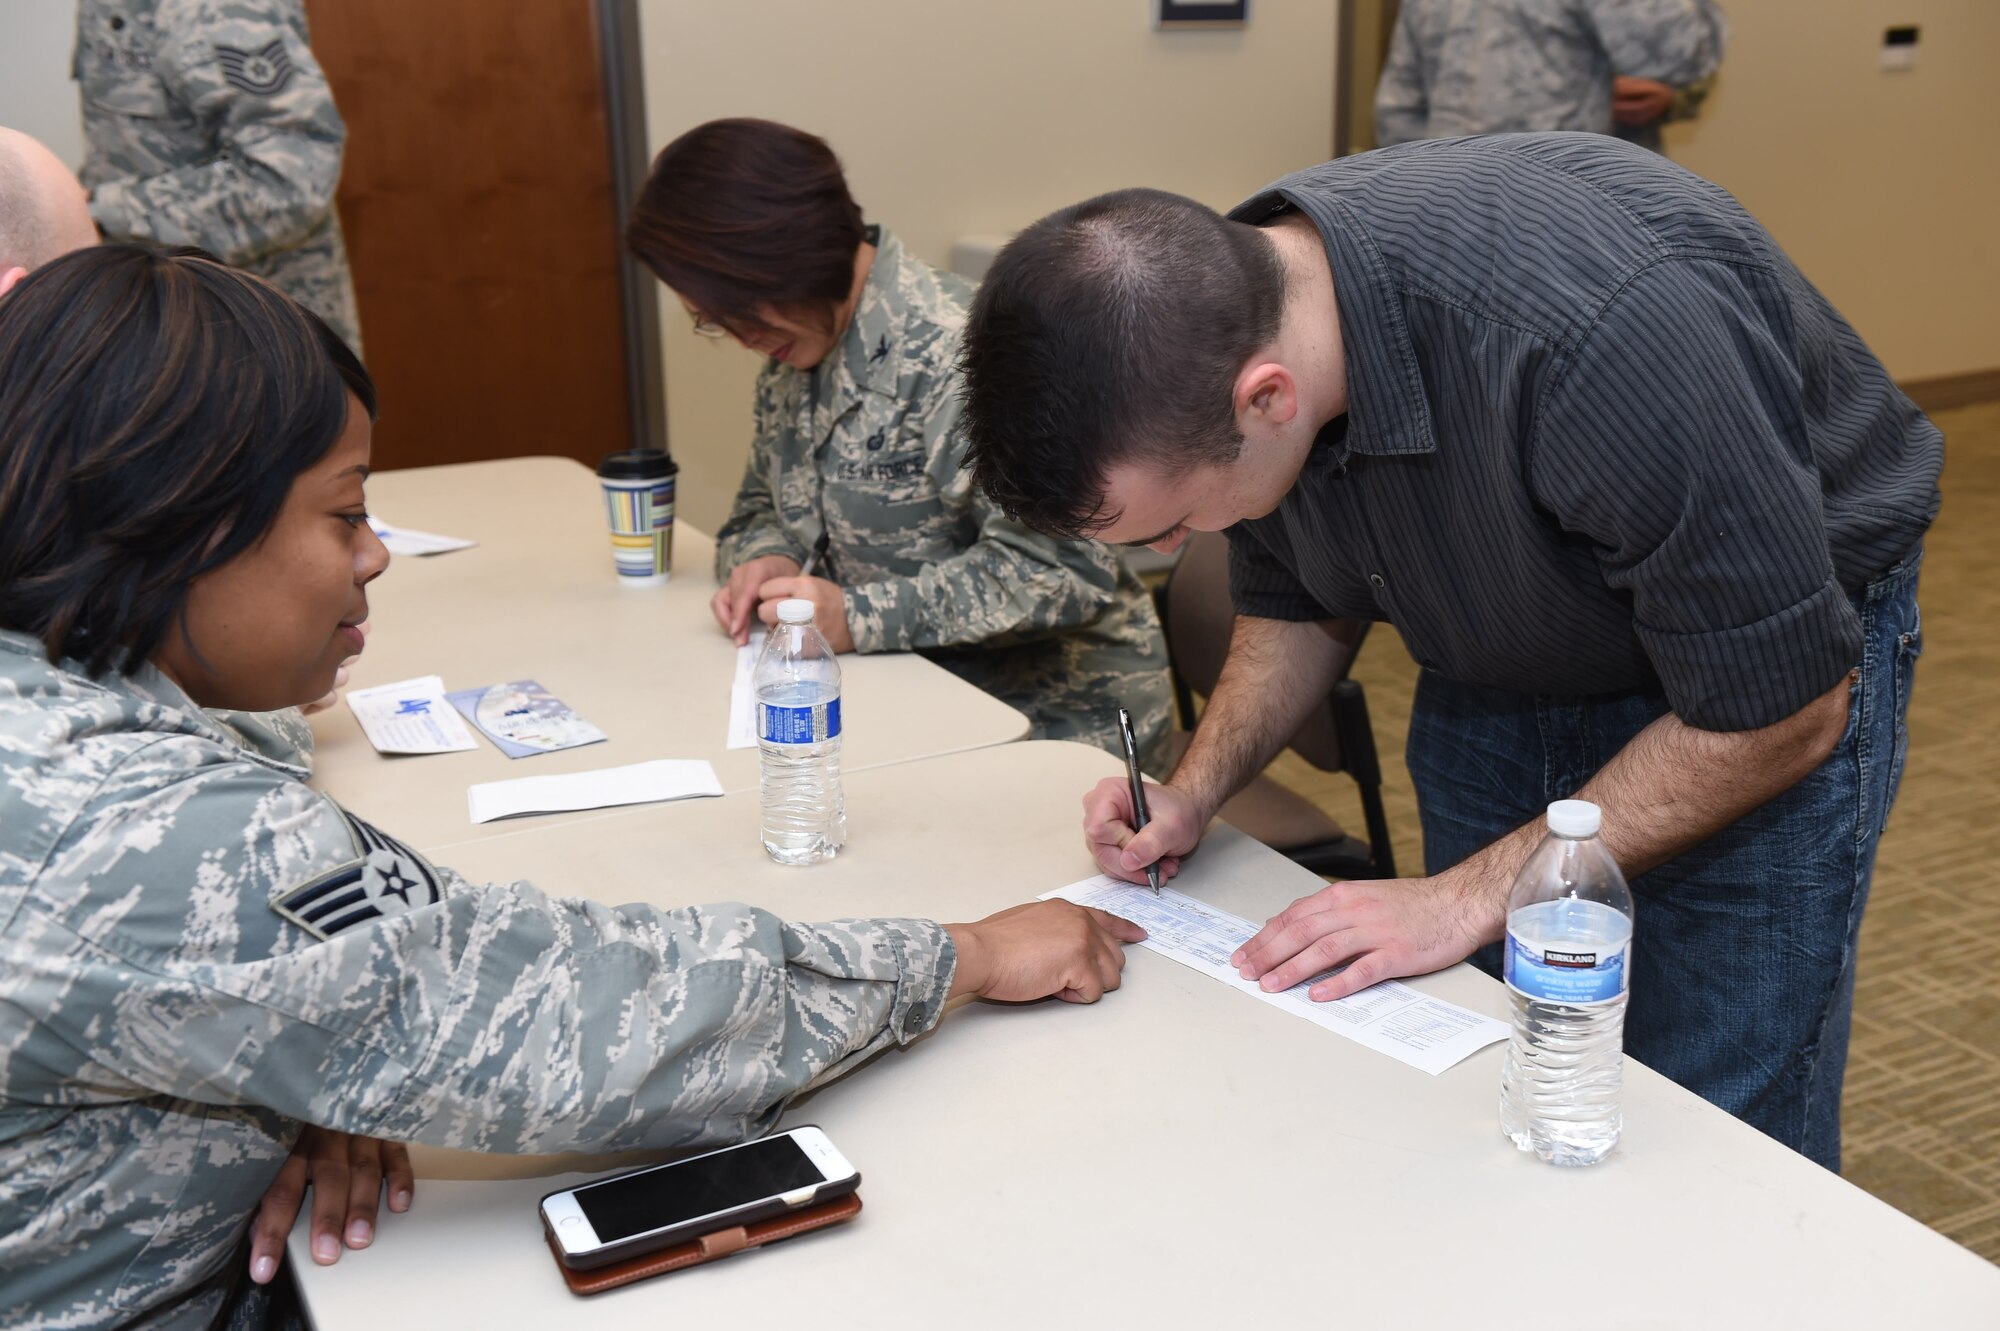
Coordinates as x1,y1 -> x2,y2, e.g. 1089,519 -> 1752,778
1498,799 -> 1634,1166
753,599 -> 846,865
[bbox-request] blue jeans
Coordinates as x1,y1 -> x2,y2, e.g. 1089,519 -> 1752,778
1406,555 -> 1923,1171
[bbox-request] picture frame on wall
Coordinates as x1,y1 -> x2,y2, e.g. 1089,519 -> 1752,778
1156,1 -> 1249,28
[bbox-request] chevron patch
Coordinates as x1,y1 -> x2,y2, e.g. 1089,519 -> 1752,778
272,811 -> 445,940
215,40 -> 294,95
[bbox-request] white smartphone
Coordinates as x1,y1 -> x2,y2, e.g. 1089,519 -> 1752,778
539,1125 -> 860,1270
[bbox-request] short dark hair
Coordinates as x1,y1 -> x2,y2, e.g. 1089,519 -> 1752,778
958,188 -> 1287,540
626,118 -> 865,338
0,243 -> 377,677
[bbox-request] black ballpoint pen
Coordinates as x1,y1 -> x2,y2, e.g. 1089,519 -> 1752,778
1116,706 -> 1161,893
799,530 -> 831,579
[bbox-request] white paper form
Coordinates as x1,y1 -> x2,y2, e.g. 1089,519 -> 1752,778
467,758 -> 723,823
726,630 -> 767,750
368,519 -> 477,557
1043,875 -> 1509,1076
346,676 -> 480,754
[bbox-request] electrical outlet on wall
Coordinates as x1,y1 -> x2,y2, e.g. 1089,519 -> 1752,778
1880,25 -> 1920,71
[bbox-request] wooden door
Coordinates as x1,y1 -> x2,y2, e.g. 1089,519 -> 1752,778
304,0 -> 633,471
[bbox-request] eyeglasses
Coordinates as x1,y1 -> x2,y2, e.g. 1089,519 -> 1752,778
689,312 -> 727,339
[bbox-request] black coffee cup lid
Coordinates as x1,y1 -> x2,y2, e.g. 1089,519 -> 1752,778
598,449 -> 678,480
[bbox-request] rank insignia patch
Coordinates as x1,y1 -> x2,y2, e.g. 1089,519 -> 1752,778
272,811 -> 445,939
215,40 -> 294,95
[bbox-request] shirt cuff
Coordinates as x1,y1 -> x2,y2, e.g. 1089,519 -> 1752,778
879,918 -> 956,1041
1639,577 -> 1864,732
1226,588 -> 1327,621
714,531 -> 806,583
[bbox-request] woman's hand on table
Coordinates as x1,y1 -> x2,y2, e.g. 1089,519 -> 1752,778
248,1127 -> 414,1285
946,900 -> 1147,1005
755,575 -> 856,652
712,554 -> 801,645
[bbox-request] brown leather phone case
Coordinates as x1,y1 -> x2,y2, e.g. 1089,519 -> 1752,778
546,1192 -> 863,1296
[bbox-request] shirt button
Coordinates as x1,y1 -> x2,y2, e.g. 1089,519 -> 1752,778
1368,572 -> 1386,589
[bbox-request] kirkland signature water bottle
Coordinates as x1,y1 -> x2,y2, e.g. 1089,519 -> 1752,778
753,599 -> 847,865
1498,799 -> 1634,1166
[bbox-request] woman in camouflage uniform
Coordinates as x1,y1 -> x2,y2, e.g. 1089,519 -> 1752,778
628,119 -> 1175,772
0,245 -> 1139,1330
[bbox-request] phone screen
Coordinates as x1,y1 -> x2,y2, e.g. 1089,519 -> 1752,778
572,1135 -> 826,1243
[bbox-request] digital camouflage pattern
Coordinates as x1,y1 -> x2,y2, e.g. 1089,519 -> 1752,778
74,0 -> 362,352
714,227 -> 1175,771
1375,0 -> 1726,152
0,631 -> 954,1329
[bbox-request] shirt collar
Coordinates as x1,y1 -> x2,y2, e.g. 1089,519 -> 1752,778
1229,189 -> 1438,459
0,630 -> 313,780
829,223 -> 905,402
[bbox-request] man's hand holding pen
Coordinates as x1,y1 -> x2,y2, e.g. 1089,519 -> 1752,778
1117,705 -> 1163,892
1083,775 -> 1198,889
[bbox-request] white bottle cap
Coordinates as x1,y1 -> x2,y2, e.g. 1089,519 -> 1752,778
775,598 -> 816,625
1547,799 -> 1601,838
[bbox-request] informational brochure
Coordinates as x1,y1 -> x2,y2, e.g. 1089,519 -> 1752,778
345,675 -> 480,755
1041,875 -> 1510,1076
446,680 -> 607,759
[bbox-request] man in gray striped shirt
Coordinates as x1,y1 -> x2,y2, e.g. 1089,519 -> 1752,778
958,133 -> 1941,1170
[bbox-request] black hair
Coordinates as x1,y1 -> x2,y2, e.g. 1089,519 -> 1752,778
957,187 -> 1288,540
0,243 -> 377,676
627,118 -> 866,339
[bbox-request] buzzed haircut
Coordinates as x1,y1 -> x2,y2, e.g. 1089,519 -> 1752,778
958,188 -> 1288,541
0,135 -> 58,272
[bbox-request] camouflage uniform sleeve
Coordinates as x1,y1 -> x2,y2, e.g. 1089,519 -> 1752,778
1372,5 -> 1430,148
1661,76 -> 1714,126
40,760 -> 957,1155
714,362 -> 810,580
86,1 -> 345,266
842,388 -> 1121,654
1583,0 -> 1727,87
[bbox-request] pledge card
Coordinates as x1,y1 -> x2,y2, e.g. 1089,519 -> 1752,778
446,680 -> 607,759
347,676 -> 481,755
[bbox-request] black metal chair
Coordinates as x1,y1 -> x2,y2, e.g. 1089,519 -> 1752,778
1152,529 -> 1396,880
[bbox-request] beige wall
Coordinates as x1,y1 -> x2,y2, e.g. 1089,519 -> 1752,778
1663,0 -> 2000,383
639,1 -> 1338,533
0,0 -> 85,167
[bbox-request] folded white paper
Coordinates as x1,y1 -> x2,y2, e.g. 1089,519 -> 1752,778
726,629 -> 767,750
467,758 -> 724,823
346,675 -> 480,754
369,519 -> 477,557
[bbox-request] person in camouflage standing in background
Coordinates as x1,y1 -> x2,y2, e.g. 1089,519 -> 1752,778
627,119 -> 1176,773
74,0 -> 362,352
1375,0 -> 1727,155
0,245 -> 1141,1330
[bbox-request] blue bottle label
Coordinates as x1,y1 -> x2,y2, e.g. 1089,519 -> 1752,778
758,697 -> 841,744
1504,928 -> 1629,1005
